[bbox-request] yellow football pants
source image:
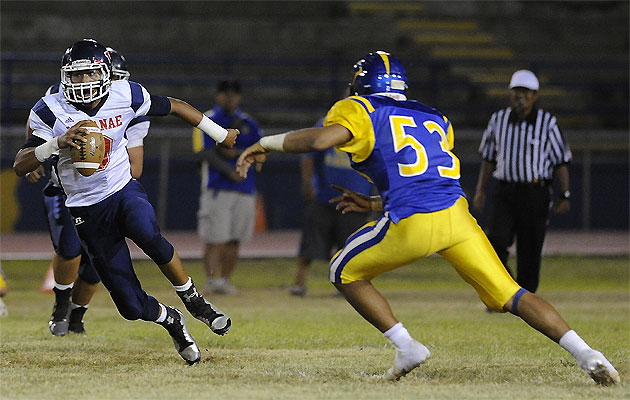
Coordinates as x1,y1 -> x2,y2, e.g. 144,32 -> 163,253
329,197 -> 521,311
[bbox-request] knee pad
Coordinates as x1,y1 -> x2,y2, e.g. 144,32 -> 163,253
140,234 -> 174,265
53,226 -> 83,259
112,294 -> 158,321
111,292 -> 144,321
78,257 -> 101,285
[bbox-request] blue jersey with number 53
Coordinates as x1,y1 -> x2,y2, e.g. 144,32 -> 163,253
324,95 -> 464,223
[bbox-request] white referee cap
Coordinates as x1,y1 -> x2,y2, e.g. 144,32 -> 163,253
509,70 -> 539,91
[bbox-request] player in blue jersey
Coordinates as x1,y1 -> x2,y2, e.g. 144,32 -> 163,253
14,38 -> 238,364
25,47 -> 149,336
237,51 -> 619,385
192,80 -> 262,295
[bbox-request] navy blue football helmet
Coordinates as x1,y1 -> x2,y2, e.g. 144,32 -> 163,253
349,51 -> 408,96
106,47 -> 130,81
60,39 -> 112,104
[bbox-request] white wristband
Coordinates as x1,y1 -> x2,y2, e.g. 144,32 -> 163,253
197,114 -> 228,143
34,137 -> 60,162
259,133 -> 288,152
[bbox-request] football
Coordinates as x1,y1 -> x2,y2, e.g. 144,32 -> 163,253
71,120 -> 105,176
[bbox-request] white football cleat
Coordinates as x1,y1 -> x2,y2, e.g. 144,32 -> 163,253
578,349 -> 620,386
384,339 -> 431,381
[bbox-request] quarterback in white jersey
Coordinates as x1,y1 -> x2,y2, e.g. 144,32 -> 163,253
29,79 -> 151,206
27,47 -> 150,337
14,38 -> 238,365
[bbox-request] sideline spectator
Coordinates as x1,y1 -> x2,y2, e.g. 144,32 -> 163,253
193,80 -> 262,295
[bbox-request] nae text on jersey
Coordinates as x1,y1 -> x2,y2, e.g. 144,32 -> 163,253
97,115 -> 123,130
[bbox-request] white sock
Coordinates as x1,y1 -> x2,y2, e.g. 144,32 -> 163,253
173,277 -> 193,292
559,330 -> 591,360
383,322 -> 413,350
155,304 -> 167,323
54,282 -> 74,291
70,302 -> 87,310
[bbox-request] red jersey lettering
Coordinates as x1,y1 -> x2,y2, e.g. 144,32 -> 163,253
97,115 -> 123,131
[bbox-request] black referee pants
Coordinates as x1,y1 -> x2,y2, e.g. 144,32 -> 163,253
486,181 -> 552,293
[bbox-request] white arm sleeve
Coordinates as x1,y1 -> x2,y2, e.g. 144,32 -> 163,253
126,120 -> 150,149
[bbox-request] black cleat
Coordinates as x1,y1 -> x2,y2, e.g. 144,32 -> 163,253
68,306 -> 87,334
177,283 -> 231,335
49,287 -> 72,336
158,306 -> 200,365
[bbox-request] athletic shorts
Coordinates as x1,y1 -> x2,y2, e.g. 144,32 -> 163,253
197,189 -> 255,244
329,196 -> 521,311
299,201 -> 368,261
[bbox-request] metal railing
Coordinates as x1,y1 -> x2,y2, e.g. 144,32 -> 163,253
2,125 -> 627,231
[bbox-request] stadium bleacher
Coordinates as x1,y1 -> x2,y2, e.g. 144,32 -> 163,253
1,1 -> 627,129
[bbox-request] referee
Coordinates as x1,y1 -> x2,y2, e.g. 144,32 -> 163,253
473,69 -> 572,293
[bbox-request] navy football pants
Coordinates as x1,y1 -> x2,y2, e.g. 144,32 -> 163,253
70,179 -> 174,321
43,182 -> 100,284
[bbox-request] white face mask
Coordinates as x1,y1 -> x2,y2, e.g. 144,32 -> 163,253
61,61 -> 111,104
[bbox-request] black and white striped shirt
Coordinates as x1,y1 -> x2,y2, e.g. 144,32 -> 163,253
478,107 -> 572,183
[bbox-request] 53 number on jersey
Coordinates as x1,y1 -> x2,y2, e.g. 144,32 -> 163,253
389,115 -> 460,179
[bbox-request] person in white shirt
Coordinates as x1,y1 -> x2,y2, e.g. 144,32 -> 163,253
14,38 -> 238,365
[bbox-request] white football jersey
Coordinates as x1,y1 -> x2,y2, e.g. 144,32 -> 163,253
29,80 -> 152,207
40,82 -> 149,189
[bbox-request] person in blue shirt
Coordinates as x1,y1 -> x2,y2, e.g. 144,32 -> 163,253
290,118 -> 374,297
193,80 -> 262,295
236,51 -> 619,385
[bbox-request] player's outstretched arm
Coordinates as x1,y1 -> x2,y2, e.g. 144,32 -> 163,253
167,97 -> 239,148
329,184 -> 383,214
236,124 -> 352,178
14,121 -> 90,177
235,142 -> 269,178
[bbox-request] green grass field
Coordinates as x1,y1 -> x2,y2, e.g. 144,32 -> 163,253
1,256 -> 628,399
